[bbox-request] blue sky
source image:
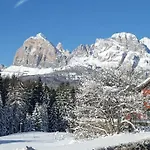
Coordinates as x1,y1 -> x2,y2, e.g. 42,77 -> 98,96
1,0 -> 150,66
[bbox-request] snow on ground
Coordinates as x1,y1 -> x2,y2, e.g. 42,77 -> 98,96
1,66 -> 54,77
68,56 -> 119,69
1,132 -> 150,150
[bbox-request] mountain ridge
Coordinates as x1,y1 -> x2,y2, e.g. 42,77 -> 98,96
2,32 -> 150,77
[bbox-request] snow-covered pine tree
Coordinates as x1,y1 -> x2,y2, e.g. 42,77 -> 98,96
0,73 -> 2,95
22,80 -> 34,115
28,77 -> 44,115
0,76 -> 9,107
2,106 -> 14,135
24,113 -> 34,132
32,103 -> 48,132
42,83 -> 50,104
48,100 -> 63,132
0,94 -> 4,136
55,82 -> 76,132
46,88 -> 57,132
32,77 -> 44,105
0,95 -> 9,136
40,103 -> 49,132
6,76 -> 26,134
32,103 -> 42,131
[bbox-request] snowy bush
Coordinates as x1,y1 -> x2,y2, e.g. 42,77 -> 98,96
73,69 -> 145,139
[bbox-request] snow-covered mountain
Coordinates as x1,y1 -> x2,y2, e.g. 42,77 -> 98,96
68,32 -> 150,70
2,32 -> 150,76
140,37 -> 150,50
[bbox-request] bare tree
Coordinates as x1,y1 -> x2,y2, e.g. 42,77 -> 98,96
73,69 -> 144,139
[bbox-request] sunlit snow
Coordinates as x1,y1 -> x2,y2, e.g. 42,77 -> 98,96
1,132 -> 150,150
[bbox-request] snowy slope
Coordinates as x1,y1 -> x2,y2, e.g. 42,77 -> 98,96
68,32 -> 150,70
140,37 -> 150,50
1,132 -> 150,150
1,66 -> 54,77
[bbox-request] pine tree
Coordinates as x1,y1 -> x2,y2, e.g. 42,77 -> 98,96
6,76 -> 26,134
0,76 -> 9,107
0,73 -> 2,94
24,113 -> 34,132
48,101 -> 64,132
22,80 -> 34,115
33,77 -> 44,105
32,103 -> 42,131
32,103 -> 48,131
42,83 -> 50,104
40,103 -> 48,132
0,94 -> 4,136
52,83 -> 76,132
28,77 -> 44,115
47,88 -> 57,131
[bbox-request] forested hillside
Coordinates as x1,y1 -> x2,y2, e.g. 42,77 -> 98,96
0,74 -> 76,136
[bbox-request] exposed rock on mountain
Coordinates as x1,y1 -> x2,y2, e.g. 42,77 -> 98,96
111,32 -> 138,42
140,37 -> 150,50
68,32 -> 150,70
4,32 -> 150,77
0,64 -> 5,71
56,42 -> 64,52
72,44 -> 91,57
13,33 -> 69,68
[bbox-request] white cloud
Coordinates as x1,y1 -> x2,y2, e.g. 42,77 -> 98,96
14,0 -> 29,8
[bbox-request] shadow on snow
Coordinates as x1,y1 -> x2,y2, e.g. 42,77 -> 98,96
0,140 -> 30,145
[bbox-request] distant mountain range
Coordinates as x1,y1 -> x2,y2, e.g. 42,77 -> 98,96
2,32 -> 150,77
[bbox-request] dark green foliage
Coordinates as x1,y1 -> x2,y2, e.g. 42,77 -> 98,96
0,75 -> 9,107
0,75 -> 76,136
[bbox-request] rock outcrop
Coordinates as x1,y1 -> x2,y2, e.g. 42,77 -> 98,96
12,32 -> 150,71
13,33 -> 69,68
67,32 -> 150,70
0,64 -> 5,71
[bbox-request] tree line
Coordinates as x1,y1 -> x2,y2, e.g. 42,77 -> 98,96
0,68 -> 146,139
0,74 -> 76,136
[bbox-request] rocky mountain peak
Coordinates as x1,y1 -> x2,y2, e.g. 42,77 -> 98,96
56,42 -> 64,52
67,32 -> 150,70
13,33 -> 68,68
72,44 -> 91,57
36,33 -> 47,40
111,32 -> 138,42
11,32 -> 150,73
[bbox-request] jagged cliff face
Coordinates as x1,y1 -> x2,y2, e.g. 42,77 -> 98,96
12,32 -> 150,71
13,33 -> 68,68
68,32 -> 150,70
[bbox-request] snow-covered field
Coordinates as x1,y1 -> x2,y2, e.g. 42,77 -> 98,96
1,66 -> 54,77
1,132 -> 150,150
